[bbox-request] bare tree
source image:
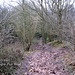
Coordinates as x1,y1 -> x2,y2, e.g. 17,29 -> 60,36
8,0 -> 38,51
29,0 -> 75,44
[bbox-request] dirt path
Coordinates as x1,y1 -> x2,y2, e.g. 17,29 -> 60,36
15,44 -> 73,75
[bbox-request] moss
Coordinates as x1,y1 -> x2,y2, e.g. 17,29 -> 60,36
67,66 -> 73,73
50,40 -> 62,46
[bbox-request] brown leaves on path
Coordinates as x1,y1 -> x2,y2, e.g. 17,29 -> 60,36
15,44 -> 74,75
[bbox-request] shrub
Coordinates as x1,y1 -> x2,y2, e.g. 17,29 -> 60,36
0,48 -> 23,74
34,32 -> 42,38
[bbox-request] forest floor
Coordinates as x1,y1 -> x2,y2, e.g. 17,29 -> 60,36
14,40 -> 75,75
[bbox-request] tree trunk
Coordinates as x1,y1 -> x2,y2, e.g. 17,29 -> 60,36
57,0 -> 63,42
25,43 -> 31,51
25,42 -> 32,51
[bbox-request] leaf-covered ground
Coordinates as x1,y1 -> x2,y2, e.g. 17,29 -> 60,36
15,43 -> 75,75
